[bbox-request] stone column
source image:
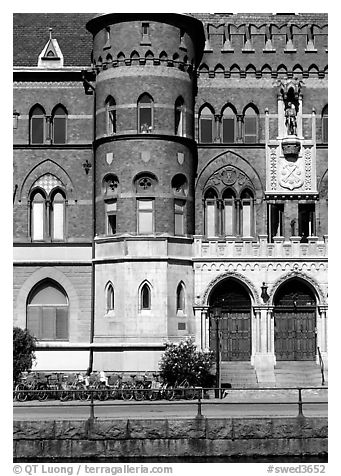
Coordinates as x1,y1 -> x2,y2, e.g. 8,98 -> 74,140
297,94 -> 303,137
252,306 -> 276,385
194,306 -> 209,350
236,114 -> 243,142
318,306 -> 328,353
264,108 -> 269,144
193,307 -> 203,349
311,107 -> 316,143
277,94 -> 285,138
214,114 -> 222,143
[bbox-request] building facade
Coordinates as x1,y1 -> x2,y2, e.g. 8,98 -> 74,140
13,13 -> 328,385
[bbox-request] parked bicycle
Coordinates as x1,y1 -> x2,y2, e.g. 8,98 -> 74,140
15,372 -> 47,402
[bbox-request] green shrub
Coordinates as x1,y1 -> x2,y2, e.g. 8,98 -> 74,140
159,337 -> 214,387
13,327 -> 36,385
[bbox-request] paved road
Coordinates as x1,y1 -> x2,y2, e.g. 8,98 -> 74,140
13,398 -> 327,420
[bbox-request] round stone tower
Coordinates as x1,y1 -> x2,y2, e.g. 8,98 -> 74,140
86,13 -> 205,371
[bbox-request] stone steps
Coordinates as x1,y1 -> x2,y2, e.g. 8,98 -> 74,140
218,362 -> 258,388
274,361 -> 324,387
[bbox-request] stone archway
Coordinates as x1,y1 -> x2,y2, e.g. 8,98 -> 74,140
208,277 -> 252,361
273,278 -> 317,361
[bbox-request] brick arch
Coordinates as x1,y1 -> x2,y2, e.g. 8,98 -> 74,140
195,149 -> 264,199
201,271 -> 261,307
14,267 -> 80,329
268,271 -> 327,306
19,159 -> 76,201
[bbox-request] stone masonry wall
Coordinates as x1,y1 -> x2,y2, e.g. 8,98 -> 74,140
13,417 -> 327,459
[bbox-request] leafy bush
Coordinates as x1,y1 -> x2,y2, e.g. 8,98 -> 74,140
13,327 -> 36,385
159,337 -> 215,387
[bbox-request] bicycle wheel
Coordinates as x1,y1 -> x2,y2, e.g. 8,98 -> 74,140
77,384 -> 88,401
96,383 -> 109,401
59,388 -> 70,402
164,385 -> 175,401
149,389 -> 159,401
37,383 -> 48,402
15,383 -> 27,402
185,386 -> 196,400
134,384 -> 144,401
121,383 -> 133,401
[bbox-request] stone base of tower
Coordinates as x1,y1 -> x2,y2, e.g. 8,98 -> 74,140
92,347 -> 165,373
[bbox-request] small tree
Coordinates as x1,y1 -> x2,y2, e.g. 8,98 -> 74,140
159,337 -> 214,387
13,327 -> 36,385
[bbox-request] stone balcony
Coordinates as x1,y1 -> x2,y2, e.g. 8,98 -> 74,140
193,234 -> 328,260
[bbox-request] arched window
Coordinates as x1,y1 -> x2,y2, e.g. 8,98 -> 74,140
141,283 -> 151,310
243,106 -> 258,143
52,105 -> 67,144
135,173 -> 157,234
222,188 -> 236,236
204,188 -> 218,237
31,190 -> 46,240
322,105 -> 328,142
50,190 -> 65,240
240,189 -> 254,237
199,106 -> 214,143
175,97 -> 185,136
106,283 -> 115,312
30,105 -> 45,144
222,106 -> 236,143
138,93 -> 154,133
105,96 -> 116,135
27,280 -> 69,340
29,175 -> 67,242
176,282 -> 185,312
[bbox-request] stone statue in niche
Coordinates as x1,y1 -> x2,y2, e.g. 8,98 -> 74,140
285,102 -> 297,136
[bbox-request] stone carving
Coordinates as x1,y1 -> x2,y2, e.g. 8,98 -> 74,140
279,160 -> 304,190
304,147 -> 312,190
269,147 -> 278,190
32,174 -> 63,194
285,102 -> 297,136
206,166 -> 251,192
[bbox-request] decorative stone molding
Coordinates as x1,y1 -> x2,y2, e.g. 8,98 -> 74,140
267,270 -> 327,306
201,270 -> 262,306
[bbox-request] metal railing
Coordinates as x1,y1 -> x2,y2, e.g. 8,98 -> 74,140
13,386 -> 328,420
317,347 -> 326,386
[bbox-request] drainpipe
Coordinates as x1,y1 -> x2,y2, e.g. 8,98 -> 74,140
82,71 -> 96,372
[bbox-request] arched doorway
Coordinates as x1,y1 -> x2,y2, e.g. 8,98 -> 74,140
274,279 -> 316,361
209,278 -> 252,361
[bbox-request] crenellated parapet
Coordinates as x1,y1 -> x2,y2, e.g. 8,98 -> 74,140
87,13 -> 205,77
193,13 -> 327,78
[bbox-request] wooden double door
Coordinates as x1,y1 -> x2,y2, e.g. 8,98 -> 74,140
274,279 -> 317,361
209,308 -> 251,361
274,308 -> 316,361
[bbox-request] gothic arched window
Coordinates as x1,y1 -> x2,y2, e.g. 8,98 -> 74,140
52,105 -> 67,144
30,105 -> 46,144
175,96 -> 185,136
222,188 -> 236,236
204,188 -> 218,237
222,105 -> 236,143
138,93 -> 154,133
106,283 -> 115,312
27,280 -> 69,341
30,190 -> 46,240
50,190 -> 66,240
243,106 -> 258,143
176,282 -> 185,312
105,96 -> 116,135
240,189 -> 254,237
199,106 -> 214,143
140,282 -> 151,310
